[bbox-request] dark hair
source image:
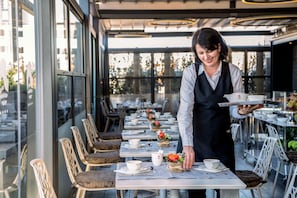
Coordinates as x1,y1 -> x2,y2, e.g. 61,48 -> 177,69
191,28 -> 229,64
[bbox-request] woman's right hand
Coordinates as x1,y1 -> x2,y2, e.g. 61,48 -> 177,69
182,146 -> 195,170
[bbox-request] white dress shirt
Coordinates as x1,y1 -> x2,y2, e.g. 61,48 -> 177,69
177,61 -> 245,147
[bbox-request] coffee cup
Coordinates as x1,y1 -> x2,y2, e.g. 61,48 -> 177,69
126,160 -> 142,172
129,139 -> 140,148
168,117 -> 175,124
151,151 -> 163,166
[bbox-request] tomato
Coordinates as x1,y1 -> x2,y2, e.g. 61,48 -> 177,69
158,132 -> 165,139
168,154 -> 179,162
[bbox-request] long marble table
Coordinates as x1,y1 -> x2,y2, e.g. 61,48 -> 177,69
120,141 -> 178,158
121,129 -> 179,140
115,162 -> 246,198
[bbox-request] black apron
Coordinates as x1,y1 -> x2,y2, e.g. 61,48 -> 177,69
177,61 -> 235,172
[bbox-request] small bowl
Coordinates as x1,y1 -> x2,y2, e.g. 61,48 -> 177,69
224,93 -> 248,103
203,159 -> 220,170
276,117 -> 289,123
126,160 -> 142,172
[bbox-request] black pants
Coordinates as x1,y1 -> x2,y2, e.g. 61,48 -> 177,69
188,189 -> 220,198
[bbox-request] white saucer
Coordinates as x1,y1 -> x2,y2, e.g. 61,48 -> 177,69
114,166 -> 151,175
193,164 -> 229,173
124,143 -> 145,149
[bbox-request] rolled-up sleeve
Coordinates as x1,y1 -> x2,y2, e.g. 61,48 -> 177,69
177,65 -> 196,147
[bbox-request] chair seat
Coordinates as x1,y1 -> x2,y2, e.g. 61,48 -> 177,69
286,151 -> 297,163
94,140 -> 121,150
76,170 -> 115,189
235,170 -> 266,188
86,151 -> 120,164
99,131 -> 122,140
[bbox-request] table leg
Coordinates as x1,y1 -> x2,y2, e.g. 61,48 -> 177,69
160,189 -> 167,198
220,189 -> 239,198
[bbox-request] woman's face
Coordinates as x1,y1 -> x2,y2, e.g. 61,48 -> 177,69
195,43 -> 221,67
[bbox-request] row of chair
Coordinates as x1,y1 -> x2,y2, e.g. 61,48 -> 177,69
30,113 -> 123,198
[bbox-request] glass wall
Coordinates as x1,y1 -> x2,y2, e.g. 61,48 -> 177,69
108,35 -> 272,114
0,0 -> 35,196
55,0 -> 85,196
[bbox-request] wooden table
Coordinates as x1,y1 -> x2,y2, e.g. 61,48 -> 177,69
120,141 -> 178,158
115,162 -> 246,198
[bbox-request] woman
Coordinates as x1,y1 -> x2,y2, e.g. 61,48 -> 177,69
177,27 -> 259,198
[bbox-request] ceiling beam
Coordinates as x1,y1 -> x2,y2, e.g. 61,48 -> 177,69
97,7 -> 297,19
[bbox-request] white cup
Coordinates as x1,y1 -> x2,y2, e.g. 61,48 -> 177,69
151,151 -> 163,166
155,112 -> 161,119
126,160 -> 142,172
131,119 -> 138,125
168,117 -> 175,124
129,139 -> 140,148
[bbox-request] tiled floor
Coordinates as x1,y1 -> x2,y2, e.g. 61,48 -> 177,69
83,140 -> 286,198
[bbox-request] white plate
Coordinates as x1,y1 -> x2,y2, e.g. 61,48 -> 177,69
218,100 -> 264,107
193,164 -> 229,173
114,166 -> 151,175
122,130 -> 145,135
124,143 -> 146,149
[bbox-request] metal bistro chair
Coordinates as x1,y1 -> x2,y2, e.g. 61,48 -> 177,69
284,162 -> 297,198
82,118 -> 121,153
71,126 -> 120,171
30,158 -> 57,198
100,99 -> 124,132
235,137 -> 277,198
59,138 -> 118,198
0,144 -> 27,198
266,124 -> 290,197
87,113 -> 122,141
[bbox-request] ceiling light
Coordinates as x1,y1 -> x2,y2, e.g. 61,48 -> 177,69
242,0 -> 297,4
230,15 -> 297,26
149,19 -> 197,27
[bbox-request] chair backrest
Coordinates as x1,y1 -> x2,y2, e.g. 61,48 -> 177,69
82,118 -> 98,148
87,113 -> 99,134
30,159 -> 57,198
253,137 -> 277,180
161,98 -> 168,114
230,123 -> 240,141
12,144 -> 28,187
266,124 -> 289,162
59,138 -> 83,185
71,126 -> 89,164
100,100 -> 108,117
284,164 -> 297,198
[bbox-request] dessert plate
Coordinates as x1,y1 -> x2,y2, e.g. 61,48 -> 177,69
193,164 -> 229,173
114,166 -> 151,175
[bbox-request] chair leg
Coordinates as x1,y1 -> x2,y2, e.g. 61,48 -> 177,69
285,163 -> 295,191
256,187 -> 262,198
250,189 -> 255,198
104,118 -> 111,132
272,161 -> 281,197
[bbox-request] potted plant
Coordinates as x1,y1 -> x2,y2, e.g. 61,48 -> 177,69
151,120 -> 161,132
157,130 -> 171,147
166,153 -> 184,172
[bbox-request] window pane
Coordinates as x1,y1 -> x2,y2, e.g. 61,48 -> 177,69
110,78 -> 151,95
56,0 -> 69,71
170,52 -> 194,76
231,51 -> 245,74
69,12 -> 83,73
109,53 -> 134,78
154,53 -> 165,77
73,77 -> 85,115
57,76 -> 72,126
